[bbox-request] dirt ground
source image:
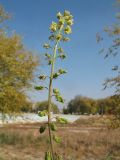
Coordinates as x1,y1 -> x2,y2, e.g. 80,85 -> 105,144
0,116 -> 120,160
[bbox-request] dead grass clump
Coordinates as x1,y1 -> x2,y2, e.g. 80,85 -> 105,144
58,128 -> 120,159
74,116 -> 111,127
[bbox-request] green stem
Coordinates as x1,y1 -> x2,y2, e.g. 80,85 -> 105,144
47,40 -> 58,159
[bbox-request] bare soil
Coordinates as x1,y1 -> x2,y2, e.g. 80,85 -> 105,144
0,116 -> 119,160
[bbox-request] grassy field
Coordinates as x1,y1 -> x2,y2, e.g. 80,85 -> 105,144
0,116 -> 120,160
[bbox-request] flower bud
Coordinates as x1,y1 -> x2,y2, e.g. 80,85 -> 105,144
62,37 -> 70,42
57,12 -> 62,19
50,21 -> 57,32
66,19 -> 73,26
64,10 -> 70,16
56,34 -> 62,41
59,18 -> 65,25
64,26 -> 72,34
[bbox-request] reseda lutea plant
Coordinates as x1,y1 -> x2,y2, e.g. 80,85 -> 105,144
35,10 -> 73,160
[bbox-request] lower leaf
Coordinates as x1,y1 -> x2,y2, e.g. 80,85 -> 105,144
45,151 -> 53,160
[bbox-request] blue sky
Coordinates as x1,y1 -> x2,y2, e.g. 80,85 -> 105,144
0,0 -> 119,105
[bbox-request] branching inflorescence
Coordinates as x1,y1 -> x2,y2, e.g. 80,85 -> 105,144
35,10 -> 73,160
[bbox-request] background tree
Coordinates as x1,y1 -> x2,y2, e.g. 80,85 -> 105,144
35,101 -> 59,114
96,0 -> 120,94
97,98 -> 109,116
65,95 -> 120,116
20,101 -> 33,113
97,0 -> 120,125
63,107 -> 69,114
67,96 -> 94,114
0,5 -> 39,118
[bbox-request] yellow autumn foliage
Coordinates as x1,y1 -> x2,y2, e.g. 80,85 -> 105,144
0,5 -> 39,116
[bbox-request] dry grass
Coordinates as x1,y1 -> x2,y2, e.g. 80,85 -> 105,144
0,117 -> 119,160
74,115 -> 112,127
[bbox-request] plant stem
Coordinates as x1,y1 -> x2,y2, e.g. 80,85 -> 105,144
47,41 -> 58,159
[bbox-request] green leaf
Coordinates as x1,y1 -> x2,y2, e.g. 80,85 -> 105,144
53,89 -> 64,103
59,54 -> 66,60
53,72 -> 60,79
56,117 -> 68,124
38,110 -> 47,117
50,123 -> 57,131
45,53 -> 51,59
53,88 -> 60,95
58,47 -> 64,53
34,86 -> 44,90
48,60 -> 52,65
58,69 -> 67,74
39,125 -> 46,134
49,34 -> 55,41
38,75 -> 46,80
55,95 -> 64,103
53,135 -> 61,144
45,151 -> 52,160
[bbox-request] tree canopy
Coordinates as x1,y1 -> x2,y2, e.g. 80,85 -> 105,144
97,0 -> 120,94
66,96 -> 96,114
0,5 -> 39,116
35,101 -> 59,114
96,0 -> 120,125
65,95 -> 120,115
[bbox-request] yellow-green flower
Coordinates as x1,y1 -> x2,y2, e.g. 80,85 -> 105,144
64,26 -> 72,34
57,24 -> 63,30
64,13 -> 73,22
64,15 -> 70,21
69,15 -> 73,20
57,12 -> 62,19
50,21 -> 57,32
57,18 -> 65,29
66,19 -> 73,26
56,34 -> 62,41
64,10 -> 70,16
59,17 -> 65,25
